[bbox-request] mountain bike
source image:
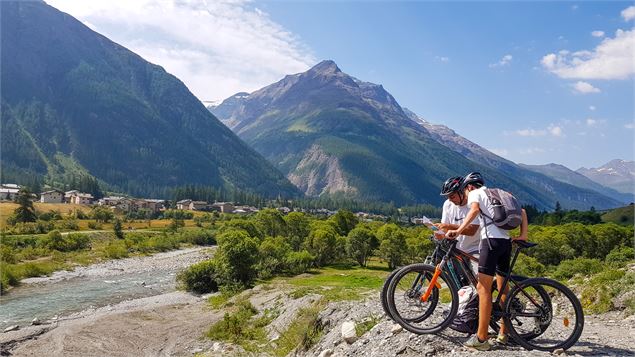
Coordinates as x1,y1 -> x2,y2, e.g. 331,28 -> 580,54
381,236 -> 546,335
385,238 -> 584,351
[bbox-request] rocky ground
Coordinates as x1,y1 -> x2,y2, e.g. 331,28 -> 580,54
1,251 -> 634,357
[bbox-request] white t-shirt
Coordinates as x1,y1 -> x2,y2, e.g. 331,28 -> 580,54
467,186 -> 510,240
441,199 -> 481,253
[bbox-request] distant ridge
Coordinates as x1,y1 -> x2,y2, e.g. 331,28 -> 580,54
1,1 -> 298,198
211,60 -> 623,210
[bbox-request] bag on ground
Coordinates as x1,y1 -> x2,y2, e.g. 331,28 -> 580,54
450,285 -> 479,334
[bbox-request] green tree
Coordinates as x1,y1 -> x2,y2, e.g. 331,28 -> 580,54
91,206 -> 115,223
346,227 -> 378,267
284,212 -> 310,250
329,209 -> 358,236
377,223 -> 407,269
257,236 -> 291,278
254,208 -> 287,238
113,218 -> 124,239
13,188 -> 37,223
304,223 -> 338,266
215,229 -> 260,285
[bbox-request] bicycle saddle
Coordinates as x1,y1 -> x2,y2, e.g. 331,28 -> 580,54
514,240 -> 538,249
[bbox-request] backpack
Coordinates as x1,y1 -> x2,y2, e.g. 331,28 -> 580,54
450,286 -> 479,334
481,188 -> 522,230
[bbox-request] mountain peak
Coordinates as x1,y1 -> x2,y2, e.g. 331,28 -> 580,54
308,60 -> 341,75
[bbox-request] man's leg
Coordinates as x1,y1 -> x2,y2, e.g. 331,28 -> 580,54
495,274 -> 509,335
476,273 -> 494,341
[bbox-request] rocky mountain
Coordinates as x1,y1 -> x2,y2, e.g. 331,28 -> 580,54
211,60 -> 622,210
577,160 -> 635,195
519,163 -> 633,204
401,110 -> 632,205
0,1 -> 298,198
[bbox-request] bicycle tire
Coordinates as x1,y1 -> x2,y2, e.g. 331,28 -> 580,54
381,268 -> 401,319
386,263 -> 458,334
489,274 -> 552,341
504,277 -> 584,351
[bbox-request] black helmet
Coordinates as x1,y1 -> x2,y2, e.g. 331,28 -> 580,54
440,176 -> 464,196
461,172 -> 484,189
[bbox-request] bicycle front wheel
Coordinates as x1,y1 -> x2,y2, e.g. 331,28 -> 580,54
381,268 -> 401,319
504,277 -> 584,352
386,263 -> 458,334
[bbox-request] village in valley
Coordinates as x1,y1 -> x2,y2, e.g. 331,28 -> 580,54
0,183 -> 393,221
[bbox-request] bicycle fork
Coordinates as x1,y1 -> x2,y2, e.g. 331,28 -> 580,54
421,257 -> 446,302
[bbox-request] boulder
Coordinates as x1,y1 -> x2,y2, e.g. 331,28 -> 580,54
341,321 -> 357,344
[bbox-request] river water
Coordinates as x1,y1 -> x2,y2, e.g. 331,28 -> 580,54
0,247 -> 211,329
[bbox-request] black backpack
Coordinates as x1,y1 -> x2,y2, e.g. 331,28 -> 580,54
450,287 -> 479,334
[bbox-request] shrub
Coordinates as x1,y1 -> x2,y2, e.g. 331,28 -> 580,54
552,257 -> 603,280
113,218 -> 124,239
103,240 -> 129,259
177,259 -> 219,294
206,299 -> 259,344
604,246 -> 635,268
0,245 -> 17,264
180,229 -> 216,245
10,221 -> 54,234
513,253 -> 546,277
0,263 -> 19,293
40,231 -> 90,252
285,250 -> 314,275
146,234 -> 179,252
58,219 -> 79,231
87,221 -> 103,230
162,209 -> 193,220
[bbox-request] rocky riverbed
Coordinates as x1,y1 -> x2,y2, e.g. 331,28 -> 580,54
1,251 -> 634,356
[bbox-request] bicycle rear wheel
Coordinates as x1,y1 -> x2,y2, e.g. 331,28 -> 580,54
387,263 -> 458,334
490,275 -> 552,341
504,278 -> 584,351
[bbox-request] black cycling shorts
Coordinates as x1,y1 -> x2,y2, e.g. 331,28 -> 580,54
478,238 -> 512,277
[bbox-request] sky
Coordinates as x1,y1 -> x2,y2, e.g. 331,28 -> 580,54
46,0 -> 634,170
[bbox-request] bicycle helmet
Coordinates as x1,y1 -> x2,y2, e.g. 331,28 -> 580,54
461,172 -> 484,189
440,176 -> 464,196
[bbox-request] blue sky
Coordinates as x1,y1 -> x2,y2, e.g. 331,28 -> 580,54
48,1 -> 634,170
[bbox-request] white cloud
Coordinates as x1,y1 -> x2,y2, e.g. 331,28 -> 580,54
622,6 -> 635,21
625,123 -> 635,129
541,29 -> 635,80
46,0 -> 316,102
519,147 -> 546,155
514,124 -> 563,137
589,105 -> 596,111
586,118 -> 597,126
548,124 -> 563,136
489,54 -> 513,68
571,81 -> 600,94
515,128 -> 546,137
591,30 -> 605,38
434,56 -> 450,63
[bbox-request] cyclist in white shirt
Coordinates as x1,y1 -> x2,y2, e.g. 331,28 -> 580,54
434,176 -> 481,274
446,172 -> 528,351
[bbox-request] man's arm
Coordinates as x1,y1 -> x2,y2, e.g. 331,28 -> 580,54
446,202 -> 480,238
436,223 -> 479,235
515,208 -> 528,241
